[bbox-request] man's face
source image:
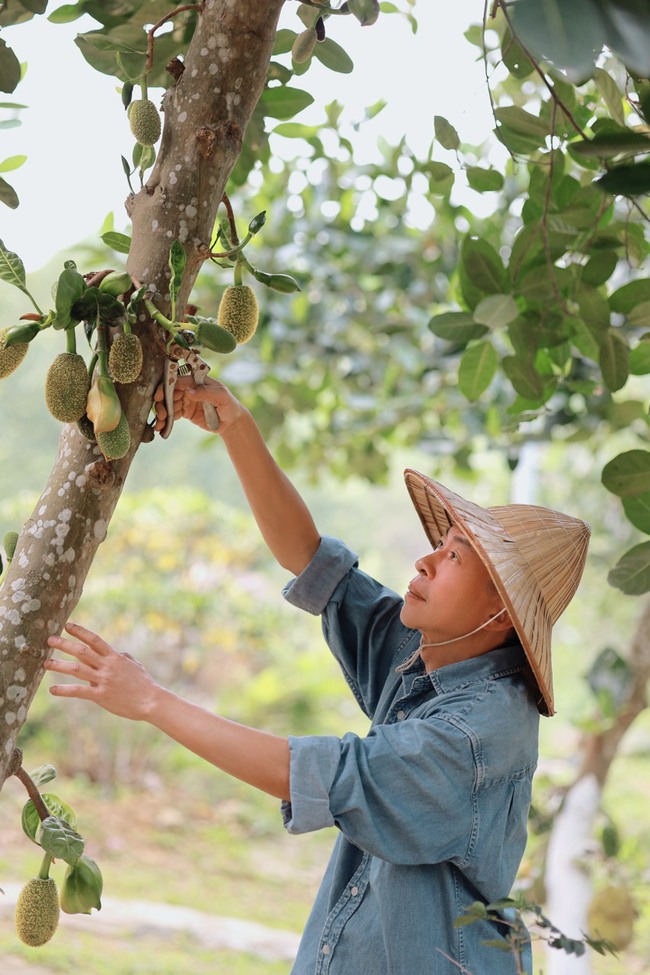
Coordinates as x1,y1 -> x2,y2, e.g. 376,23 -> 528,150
399,526 -> 505,644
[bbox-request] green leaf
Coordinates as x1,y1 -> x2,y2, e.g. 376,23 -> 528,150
510,0 -> 606,82
434,115 -> 460,151
48,2 -> 85,23
38,815 -> 85,865
502,355 -> 544,400
608,541 -> 650,595
458,341 -> 498,402
494,106 -> 551,141
466,166 -> 504,193
60,854 -> 103,915
0,238 -> 27,292
473,294 -> 519,328
262,86 -> 314,120
501,27 -> 534,78
168,239 -> 186,319
630,337 -> 650,375
599,329 -> 629,391
426,161 -> 454,196
428,311 -> 488,343
21,793 -> 78,845
571,129 -> 650,159
78,27 -> 147,56
610,278 -> 650,313
596,162 -> 650,197
28,764 -> 57,788
623,493 -> 650,534
348,0 -> 380,27
0,154 -> 26,173
0,175 -> 19,209
102,231 -> 132,255
461,236 -> 509,296
273,28 -> 297,55
54,265 -> 86,329
581,251 -> 617,287
0,39 -> 21,94
593,67 -> 625,128
313,38 -> 354,74
602,449 -> 650,497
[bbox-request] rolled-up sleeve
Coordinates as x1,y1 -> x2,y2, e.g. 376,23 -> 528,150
282,535 -> 359,616
282,719 -> 477,867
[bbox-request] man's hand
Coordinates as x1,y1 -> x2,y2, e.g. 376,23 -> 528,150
153,375 -> 248,436
45,622 -> 159,721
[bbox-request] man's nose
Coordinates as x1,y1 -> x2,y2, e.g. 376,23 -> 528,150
415,552 -> 436,576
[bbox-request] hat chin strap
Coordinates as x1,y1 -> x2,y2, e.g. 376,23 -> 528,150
419,608 -> 507,648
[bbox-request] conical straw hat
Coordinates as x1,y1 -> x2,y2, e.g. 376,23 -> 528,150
404,469 -> 591,716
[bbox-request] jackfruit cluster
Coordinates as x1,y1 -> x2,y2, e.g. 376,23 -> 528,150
109,332 -> 143,384
0,326 -> 29,379
217,285 -> 259,344
97,411 -> 131,461
129,98 -> 162,146
15,877 -> 60,947
45,353 -> 91,423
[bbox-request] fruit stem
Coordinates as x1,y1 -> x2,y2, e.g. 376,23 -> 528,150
65,326 -> 77,355
13,763 -> 51,823
234,259 -> 243,287
38,853 -> 53,881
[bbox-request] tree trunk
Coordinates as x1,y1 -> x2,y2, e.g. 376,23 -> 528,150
544,595 -> 650,974
0,0 -> 285,788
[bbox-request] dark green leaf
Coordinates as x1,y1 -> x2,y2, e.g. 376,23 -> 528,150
602,449 -> 650,497
581,251 -> 617,287
571,130 -> 650,159
593,67 -> 625,127
434,115 -> 460,151
586,646 -> 635,715
510,0 -> 606,82
428,311 -> 488,343
630,338 -> 650,375
273,29 -> 297,55
0,175 -> 19,208
78,27 -> 147,56
466,166 -> 504,193
623,493 -> 650,534
21,793 -> 78,845
48,2 -> 85,23
461,236 -> 509,295
608,541 -> 650,595
502,355 -> 544,399
494,106 -> 551,141
596,162 -> 650,197
599,329 -> 629,392
262,86 -> 314,120
610,278 -> 650,313
313,38 -> 354,74
19,0 -> 48,12
54,266 -> 87,328
458,341 -> 498,402
501,27 -> 534,78
0,39 -> 21,94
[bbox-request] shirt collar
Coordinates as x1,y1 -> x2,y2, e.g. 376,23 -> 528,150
425,642 -> 527,696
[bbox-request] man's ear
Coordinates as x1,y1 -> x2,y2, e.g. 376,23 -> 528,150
485,606 -> 514,633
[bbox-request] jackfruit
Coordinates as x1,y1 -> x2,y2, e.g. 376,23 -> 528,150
15,877 -> 60,947
0,326 -> 29,379
217,285 -> 259,344
194,319 -> 237,354
45,353 -> 91,423
292,28 -> 317,63
86,375 -> 121,434
99,271 -> 132,298
129,99 -> 162,146
588,883 -> 635,949
3,530 -> 18,560
97,411 -> 131,461
109,333 -> 143,383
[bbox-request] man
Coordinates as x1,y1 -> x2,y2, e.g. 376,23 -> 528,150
45,377 -> 590,974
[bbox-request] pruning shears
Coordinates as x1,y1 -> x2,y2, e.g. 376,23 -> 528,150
159,339 -> 220,440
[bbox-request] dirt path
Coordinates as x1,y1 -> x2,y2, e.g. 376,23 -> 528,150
2,882 -> 300,970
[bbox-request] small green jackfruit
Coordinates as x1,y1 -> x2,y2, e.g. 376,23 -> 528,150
15,877 -> 60,947
217,285 -> 259,344
97,410 -> 131,461
45,353 -> 91,423
109,332 -> 143,383
0,326 -> 29,379
3,530 -> 18,561
194,319 -> 237,354
292,27 -> 318,63
99,270 -> 132,298
129,99 -> 162,146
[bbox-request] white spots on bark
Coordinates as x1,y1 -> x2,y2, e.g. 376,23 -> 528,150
7,683 -> 27,703
14,667 -> 25,681
18,552 -> 28,568
209,63 -> 219,76
178,110 -> 188,123
152,219 -> 159,231
93,519 -> 108,543
234,77 -> 243,90
178,220 -> 189,243
169,172 -> 178,185
185,204 -> 198,218
75,475 -> 87,489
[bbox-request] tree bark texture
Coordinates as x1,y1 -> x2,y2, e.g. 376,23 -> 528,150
0,0 -> 286,788
544,595 -> 650,974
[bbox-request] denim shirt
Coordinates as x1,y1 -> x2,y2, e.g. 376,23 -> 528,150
281,536 -> 539,975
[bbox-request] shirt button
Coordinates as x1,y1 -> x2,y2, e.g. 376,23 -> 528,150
322,945 -> 331,955
396,710 -> 406,720
351,886 -> 359,896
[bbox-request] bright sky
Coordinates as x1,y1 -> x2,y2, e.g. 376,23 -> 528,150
1,1 -> 490,271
